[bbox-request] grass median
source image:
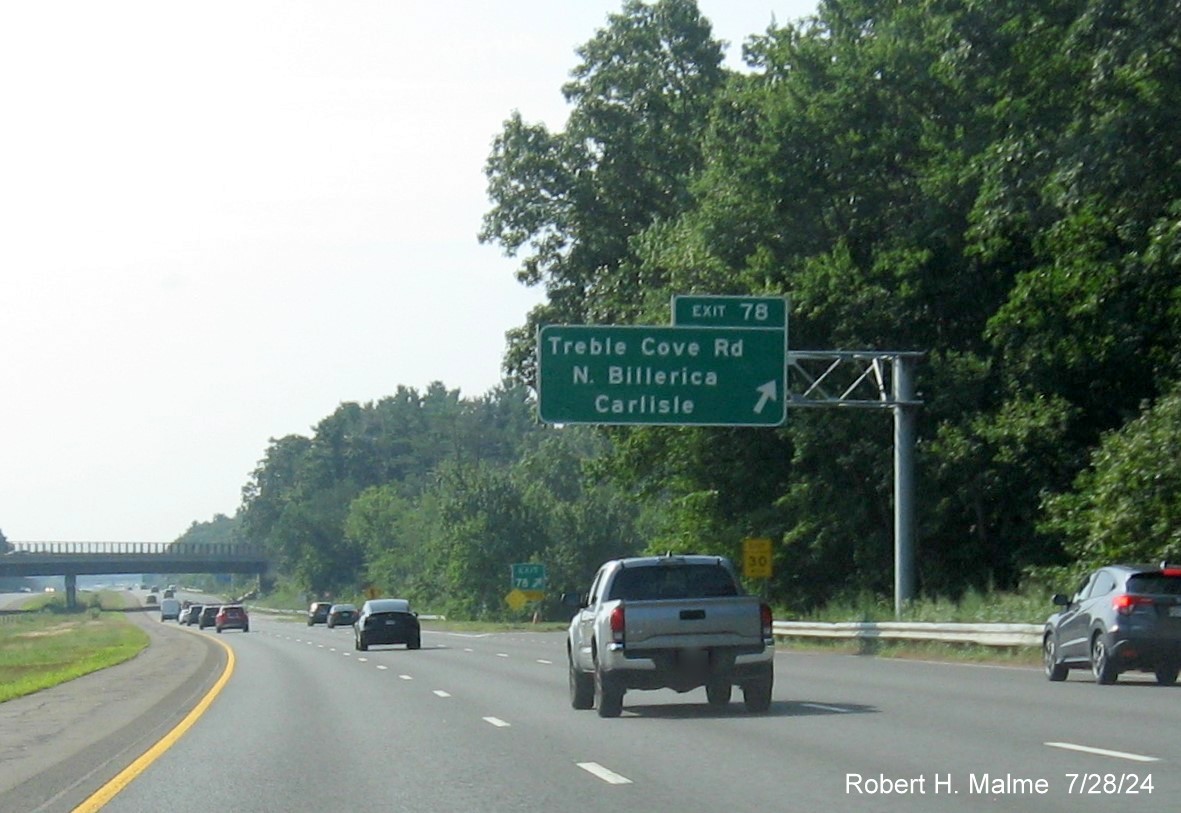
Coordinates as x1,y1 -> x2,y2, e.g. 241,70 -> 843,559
0,592 -> 150,704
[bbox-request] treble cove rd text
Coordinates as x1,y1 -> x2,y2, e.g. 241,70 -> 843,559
544,334 -> 747,359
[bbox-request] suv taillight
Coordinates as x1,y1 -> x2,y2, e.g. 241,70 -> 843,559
1113,594 -> 1153,616
609,605 -> 625,644
760,603 -> 773,638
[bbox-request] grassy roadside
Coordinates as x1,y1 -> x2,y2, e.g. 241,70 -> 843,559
0,592 -> 151,704
777,637 -> 1042,667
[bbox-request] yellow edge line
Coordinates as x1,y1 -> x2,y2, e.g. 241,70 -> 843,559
72,633 -> 236,812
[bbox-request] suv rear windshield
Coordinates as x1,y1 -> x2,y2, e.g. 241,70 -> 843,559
607,564 -> 738,601
1128,574 -> 1181,595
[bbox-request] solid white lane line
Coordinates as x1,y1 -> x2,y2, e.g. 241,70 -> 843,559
577,762 -> 633,785
802,702 -> 850,714
433,690 -> 451,697
483,717 -> 511,727
1044,742 -> 1159,762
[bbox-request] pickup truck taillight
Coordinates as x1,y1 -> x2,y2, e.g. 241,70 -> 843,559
609,605 -> 625,644
760,603 -> 773,639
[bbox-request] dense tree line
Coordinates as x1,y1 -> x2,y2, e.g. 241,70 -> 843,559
179,0 -> 1178,617
480,0 -> 1181,607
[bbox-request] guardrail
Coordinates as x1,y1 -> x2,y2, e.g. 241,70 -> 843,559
772,621 -> 1042,648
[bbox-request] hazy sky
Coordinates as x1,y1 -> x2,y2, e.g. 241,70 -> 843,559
2,1 -> 817,543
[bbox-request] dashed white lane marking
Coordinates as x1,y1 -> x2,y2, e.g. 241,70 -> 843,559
356,657 -> 368,663
537,659 -> 553,665
399,674 -> 413,680
496,653 -> 509,658
1044,742 -> 1159,762
577,762 -> 633,785
376,664 -> 388,670
801,702 -> 850,714
464,648 -> 474,652
483,717 -> 511,727
433,690 -> 451,698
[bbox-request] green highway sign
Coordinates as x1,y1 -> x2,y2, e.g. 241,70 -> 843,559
537,324 -> 786,426
673,295 -> 787,329
511,563 -> 546,591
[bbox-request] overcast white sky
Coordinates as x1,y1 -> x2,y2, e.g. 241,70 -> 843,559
1,1 -> 817,543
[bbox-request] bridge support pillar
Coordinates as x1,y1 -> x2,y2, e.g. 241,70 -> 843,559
65,574 -> 78,610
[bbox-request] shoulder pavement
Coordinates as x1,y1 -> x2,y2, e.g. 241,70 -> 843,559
0,611 -> 225,812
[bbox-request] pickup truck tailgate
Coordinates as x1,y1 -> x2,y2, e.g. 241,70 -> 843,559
622,596 -> 765,649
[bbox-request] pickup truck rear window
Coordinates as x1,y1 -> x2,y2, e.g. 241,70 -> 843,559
607,564 -> 739,601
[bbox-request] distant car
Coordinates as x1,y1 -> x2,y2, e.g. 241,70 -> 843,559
216,605 -> 249,633
355,598 -> 420,651
198,605 -> 220,629
1044,562 -> 1181,684
145,593 -> 158,605
163,589 -> 175,598
182,604 -> 203,625
307,601 -> 332,626
159,598 -> 181,621
326,603 -> 357,628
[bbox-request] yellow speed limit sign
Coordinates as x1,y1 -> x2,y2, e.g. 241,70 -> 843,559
743,537 -> 773,579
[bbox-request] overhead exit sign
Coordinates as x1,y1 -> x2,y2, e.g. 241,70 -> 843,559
537,324 -> 786,427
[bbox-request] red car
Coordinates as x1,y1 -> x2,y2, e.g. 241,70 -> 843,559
215,605 -> 250,633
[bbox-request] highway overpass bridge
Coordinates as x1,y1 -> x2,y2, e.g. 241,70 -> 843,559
0,542 -> 272,608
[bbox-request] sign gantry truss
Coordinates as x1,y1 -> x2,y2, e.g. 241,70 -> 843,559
787,351 -> 925,408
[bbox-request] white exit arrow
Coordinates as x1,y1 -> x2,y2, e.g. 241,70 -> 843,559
753,380 -> 778,414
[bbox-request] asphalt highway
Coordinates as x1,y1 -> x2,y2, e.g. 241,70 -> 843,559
2,604 -> 1178,813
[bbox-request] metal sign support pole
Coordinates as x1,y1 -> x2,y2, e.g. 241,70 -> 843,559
893,355 -> 917,619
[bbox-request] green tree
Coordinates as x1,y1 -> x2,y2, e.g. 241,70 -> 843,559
481,0 -> 729,384
428,461 -> 549,619
1042,385 -> 1181,566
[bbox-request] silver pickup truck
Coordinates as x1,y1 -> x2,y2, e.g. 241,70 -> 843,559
565,554 -> 774,717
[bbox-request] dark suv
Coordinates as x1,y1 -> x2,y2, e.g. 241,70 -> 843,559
199,605 -> 220,630
1044,563 -> 1181,684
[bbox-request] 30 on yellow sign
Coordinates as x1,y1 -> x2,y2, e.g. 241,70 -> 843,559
743,537 -> 773,579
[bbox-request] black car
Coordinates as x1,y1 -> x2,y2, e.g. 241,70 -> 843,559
307,601 -> 332,626
326,603 -> 357,628
355,598 -> 420,651
198,605 -> 220,630
1044,562 -> 1181,684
